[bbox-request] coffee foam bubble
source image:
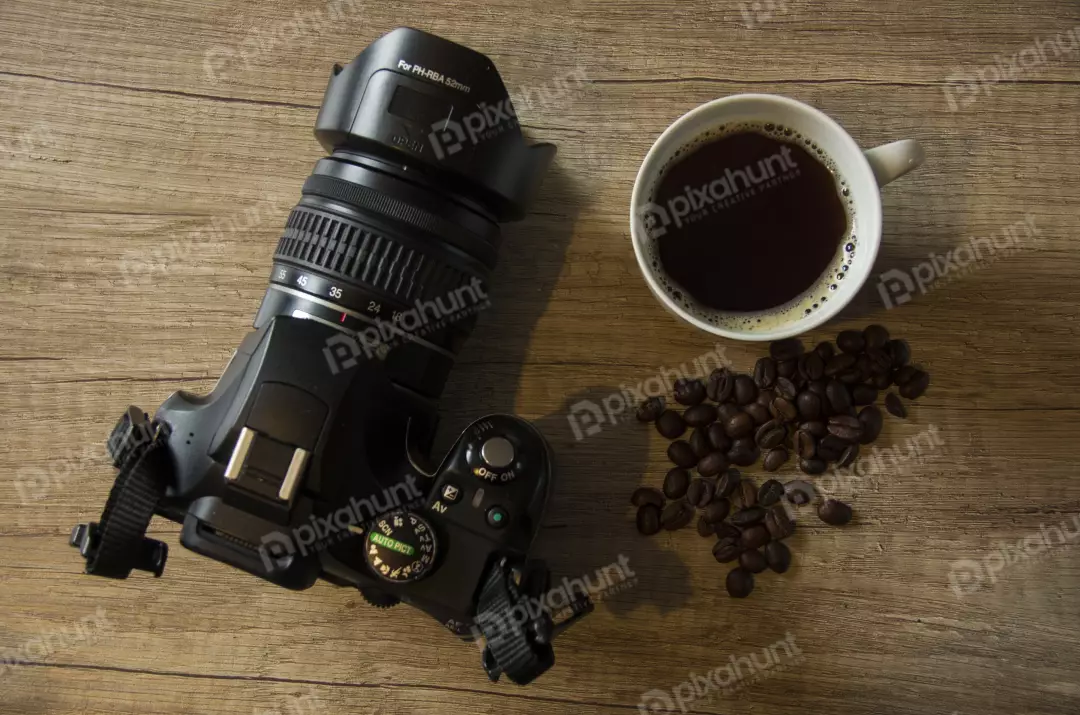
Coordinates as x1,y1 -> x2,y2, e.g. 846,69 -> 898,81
641,122 -> 857,333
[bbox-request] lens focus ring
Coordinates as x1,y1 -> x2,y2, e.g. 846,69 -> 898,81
274,206 -> 478,310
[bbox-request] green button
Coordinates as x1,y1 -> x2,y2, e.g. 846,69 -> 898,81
486,506 -> 508,529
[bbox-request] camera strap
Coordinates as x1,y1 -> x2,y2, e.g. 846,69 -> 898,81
70,407 -> 170,579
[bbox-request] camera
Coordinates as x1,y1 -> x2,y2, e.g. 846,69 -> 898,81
70,27 -> 589,685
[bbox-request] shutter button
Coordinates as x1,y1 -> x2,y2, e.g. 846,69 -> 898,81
480,437 -> 514,469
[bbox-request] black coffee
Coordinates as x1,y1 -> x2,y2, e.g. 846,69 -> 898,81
651,130 -> 849,313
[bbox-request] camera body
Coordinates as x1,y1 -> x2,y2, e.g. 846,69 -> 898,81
157,317 -> 552,617
70,27 -> 587,685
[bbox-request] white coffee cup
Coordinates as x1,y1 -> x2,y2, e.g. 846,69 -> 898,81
630,94 -> 924,341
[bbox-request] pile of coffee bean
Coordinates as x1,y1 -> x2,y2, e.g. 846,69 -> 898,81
631,325 -> 930,598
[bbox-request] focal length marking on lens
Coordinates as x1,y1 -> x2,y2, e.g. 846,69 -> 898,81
272,263 -> 392,320
270,284 -> 455,359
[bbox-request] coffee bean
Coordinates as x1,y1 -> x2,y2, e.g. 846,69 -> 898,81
739,549 -> 769,574
758,479 -> 785,507
716,469 -> 742,498
836,330 -> 866,354
687,478 -> 715,508
763,446 -> 789,472
663,468 -> 690,499
795,353 -> 810,380
704,498 -> 731,523
826,379 -> 852,413
827,414 -> 863,442
689,428 -> 711,459
673,377 -> 707,406
856,354 -> 872,378
713,537 -> 744,563
734,375 -> 758,405
716,403 -> 742,422
727,438 -> 760,467
796,390 -> 823,420
707,369 -> 734,403
631,487 -> 665,508
698,450 -> 730,478
799,420 -> 828,438
899,370 -> 930,399
863,324 -> 890,349
732,506 -> 765,527
869,372 -> 893,390
661,500 -> 695,530
794,429 -> 816,460
741,525 -> 771,550
683,403 -> 718,428
656,410 -> 687,439
715,522 -> 741,540
885,392 -> 908,418
775,376 -> 798,401
818,499 -> 853,526
784,480 -> 817,505
753,357 -> 778,389
814,341 -> 836,361
802,352 -> 826,380
839,367 -> 865,386
726,568 -> 755,598
756,388 -> 775,407
744,402 -> 772,426
858,405 -> 884,444
706,422 -> 730,452
724,411 -> 754,439
886,339 -> 911,368
851,384 -> 878,406
636,504 -> 662,535
817,434 -> 848,462
770,338 -> 804,361
770,396 -> 798,421
765,505 -> 796,540
799,458 -> 827,475
755,417 -> 785,439
635,396 -> 665,423
837,442 -> 859,468
697,516 -> 715,537
756,421 -> 787,449
893,365 -> 918,386
668,440 -> 698,468
866,348 -> 893,376
764,541 -> 792,573
777,359 -> 797,378
686,479 -> 706,506
824,353 -> 856,377
738,479 -> 758,508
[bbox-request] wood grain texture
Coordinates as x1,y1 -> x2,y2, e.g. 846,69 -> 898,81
2,0 -> 1080,713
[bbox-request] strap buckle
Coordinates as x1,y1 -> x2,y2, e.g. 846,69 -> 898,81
70,406 -> 172,579
70,522 -> 169,578
107,406 -> 167,468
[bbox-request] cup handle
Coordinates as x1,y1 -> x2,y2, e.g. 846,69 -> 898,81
863,139 -> 925,187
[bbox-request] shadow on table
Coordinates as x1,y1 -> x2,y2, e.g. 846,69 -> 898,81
530,397 -> 695,618
832,155 -> 985,324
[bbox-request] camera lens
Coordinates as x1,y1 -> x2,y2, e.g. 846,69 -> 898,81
260,150 -> 497,353
251,28 -> 555,395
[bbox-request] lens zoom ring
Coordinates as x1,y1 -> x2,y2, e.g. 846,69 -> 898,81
302,174 -> 498,266
274,207 -> 474,305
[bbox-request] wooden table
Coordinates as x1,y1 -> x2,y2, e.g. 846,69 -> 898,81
2,1 -> 1080,713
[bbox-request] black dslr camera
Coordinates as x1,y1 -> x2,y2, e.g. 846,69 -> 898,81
70,27 -> 590,685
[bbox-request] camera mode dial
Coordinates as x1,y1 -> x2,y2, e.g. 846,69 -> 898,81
364,512 -> 437,583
